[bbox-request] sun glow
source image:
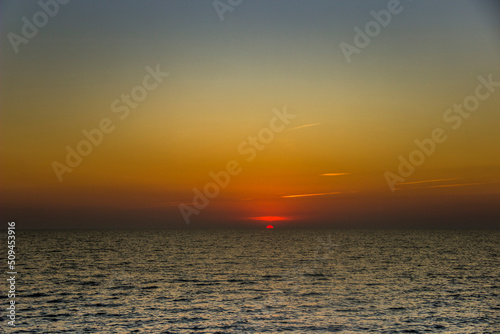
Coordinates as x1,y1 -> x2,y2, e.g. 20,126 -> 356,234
249,216 -> 288,222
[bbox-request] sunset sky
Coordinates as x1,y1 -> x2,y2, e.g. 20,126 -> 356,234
1,0 -> 499,228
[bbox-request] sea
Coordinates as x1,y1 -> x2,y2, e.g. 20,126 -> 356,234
3,229 -> 499,333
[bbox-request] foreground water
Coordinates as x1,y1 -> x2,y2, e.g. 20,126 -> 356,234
3,229 -> 499,333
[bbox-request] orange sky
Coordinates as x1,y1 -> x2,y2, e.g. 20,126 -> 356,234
1,1 -> 500,228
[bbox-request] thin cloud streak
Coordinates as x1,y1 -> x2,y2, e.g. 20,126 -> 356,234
321,173 -> 349,176
282,191 -> 342,198
399,178 -> 461,185
427,183 -> 484,188
289,123 -> 321,131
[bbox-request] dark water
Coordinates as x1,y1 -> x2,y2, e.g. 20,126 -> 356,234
3,229 -> 499,333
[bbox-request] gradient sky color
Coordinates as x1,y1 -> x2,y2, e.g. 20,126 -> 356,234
1,0 -> 499,228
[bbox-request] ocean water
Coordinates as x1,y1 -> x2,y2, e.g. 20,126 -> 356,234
4,229 -> 499,333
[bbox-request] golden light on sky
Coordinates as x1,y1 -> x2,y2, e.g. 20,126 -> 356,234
1,1 -> 499,228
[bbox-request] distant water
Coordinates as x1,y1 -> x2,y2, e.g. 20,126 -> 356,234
5,229 -> 499,333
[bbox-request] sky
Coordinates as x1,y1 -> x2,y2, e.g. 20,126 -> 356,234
1,0 -> 499,229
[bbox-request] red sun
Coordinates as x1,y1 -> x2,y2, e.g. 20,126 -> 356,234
266,225 -> 274,229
